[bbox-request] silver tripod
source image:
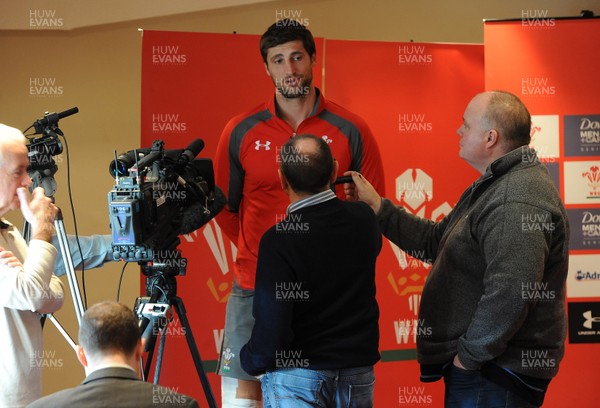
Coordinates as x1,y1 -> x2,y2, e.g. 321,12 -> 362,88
23,109 -> 85,350
23,178 -> 87,351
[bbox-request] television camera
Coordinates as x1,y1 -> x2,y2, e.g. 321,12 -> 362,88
108,139 -> 223,406
108,138 -> 225,301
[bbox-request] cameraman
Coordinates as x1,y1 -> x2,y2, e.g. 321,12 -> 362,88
0,123 -> 64,407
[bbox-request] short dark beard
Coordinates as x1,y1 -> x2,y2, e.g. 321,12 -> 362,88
276,77 -> 312,99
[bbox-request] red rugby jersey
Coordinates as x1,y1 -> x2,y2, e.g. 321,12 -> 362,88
214,89 -> 385,289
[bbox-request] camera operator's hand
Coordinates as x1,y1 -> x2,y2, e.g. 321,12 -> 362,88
17,187 -> 57,242
0,247 -> 24,269
343,171 -> 382,214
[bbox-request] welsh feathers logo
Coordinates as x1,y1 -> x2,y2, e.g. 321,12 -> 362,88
388,169 -> 448,288
530,125 -> 542,138
582,166 -> 600,198
387,169 -> 453,345
220,347 -> 235,372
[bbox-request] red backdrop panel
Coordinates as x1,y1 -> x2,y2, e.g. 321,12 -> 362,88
485,18 -> 600,408
485,18 -> 600,115
325,39 -> 484,406
141,31 -> 485,406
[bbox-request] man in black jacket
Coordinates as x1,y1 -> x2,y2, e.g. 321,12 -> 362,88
240,134 -> 382,407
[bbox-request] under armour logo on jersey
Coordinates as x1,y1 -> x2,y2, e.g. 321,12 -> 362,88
255,140 -> 271,151
322,135 -> 333,144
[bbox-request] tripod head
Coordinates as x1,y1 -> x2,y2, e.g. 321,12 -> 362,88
25,107 -> 79,197
135,266 -> 180,352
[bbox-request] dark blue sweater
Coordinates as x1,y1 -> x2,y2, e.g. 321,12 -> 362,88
240,198 -> 382,376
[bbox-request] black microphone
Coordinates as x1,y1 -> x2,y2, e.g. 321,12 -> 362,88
33,107 -> 79,133
177,139 -> 205,166
332,175 -> 354,185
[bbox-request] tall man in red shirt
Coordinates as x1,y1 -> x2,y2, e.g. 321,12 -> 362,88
214,19 -> 385,407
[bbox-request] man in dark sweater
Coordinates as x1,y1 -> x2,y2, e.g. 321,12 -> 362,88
344,91 -> 569,408
240,134 -> 381,407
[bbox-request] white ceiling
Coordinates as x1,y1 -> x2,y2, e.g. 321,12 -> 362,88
0,0 -> 279,30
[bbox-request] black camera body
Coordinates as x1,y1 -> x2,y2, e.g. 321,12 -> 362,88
108,139 -> 224,277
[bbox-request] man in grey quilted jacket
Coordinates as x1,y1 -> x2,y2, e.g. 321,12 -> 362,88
344,91 -> 569,408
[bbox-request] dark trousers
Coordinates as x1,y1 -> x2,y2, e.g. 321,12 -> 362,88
444,365 -> 539,408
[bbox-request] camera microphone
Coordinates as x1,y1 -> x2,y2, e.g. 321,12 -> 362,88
33,107 -> 79,134
177,139 -> 205,166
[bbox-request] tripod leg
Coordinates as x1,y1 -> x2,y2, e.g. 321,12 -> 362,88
46,314 -> 78,351
54,212 -> 86,323
172,296 -> 218,408
25,212 -> 85,353
142,317 -> 158,382
154,323 -> 168,384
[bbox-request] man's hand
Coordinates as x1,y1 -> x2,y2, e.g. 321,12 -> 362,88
343,171 -> 383,214
453,354 -> 467,369
17,187 -> 57,242
0,247 -> 24,269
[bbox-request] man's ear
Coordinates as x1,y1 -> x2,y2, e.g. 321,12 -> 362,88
136,338 -> 146,360
278,168 -> 289,193
330,159 -> 340,184
76,345 -> 88,368
486,129 -> 499,147
264,62 -> 271,77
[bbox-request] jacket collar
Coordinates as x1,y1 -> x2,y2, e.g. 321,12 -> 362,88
474,146 -> 538,189
82,366 -> 140,385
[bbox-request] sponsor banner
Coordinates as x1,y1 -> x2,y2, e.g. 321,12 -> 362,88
567,208 -> 600,250
530,115 -> 559,159
564,115 -> 600,157
568,255 -> 600,298
485,17 -> 600,406
544,162 -> 559,191
568,302 -> 600,343
564,161 -> 600,204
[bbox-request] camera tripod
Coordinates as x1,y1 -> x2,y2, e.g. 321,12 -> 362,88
23,108 -> 86,351
135,270 -> 217,408
24,207 -> 86,349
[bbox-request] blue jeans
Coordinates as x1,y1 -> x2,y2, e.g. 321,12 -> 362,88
260,366 -> 375,408
444,365 -> 539,408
